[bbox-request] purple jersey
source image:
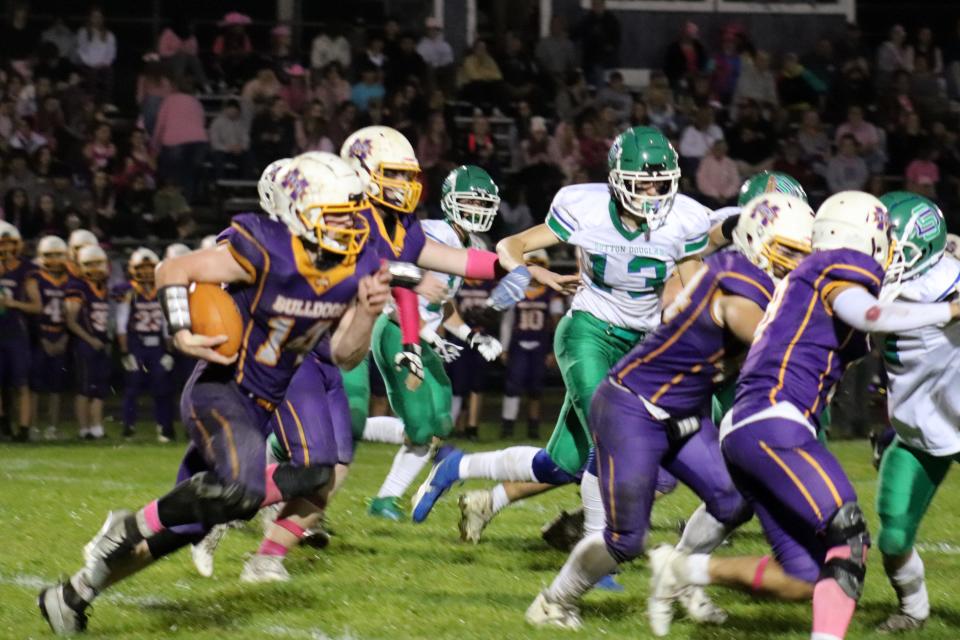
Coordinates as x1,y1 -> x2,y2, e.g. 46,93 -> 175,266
366,206 -> 426,263
222,213 -> 381,405
66,278 -> 110,343
511,286 -> 558,347
27,269 -> 71,342
611,251 -> 774,417
114,281 -> 165,352
733,248 -> 884,428
0,259 -> 31,336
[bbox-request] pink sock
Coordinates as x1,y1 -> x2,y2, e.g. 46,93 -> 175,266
812,545 -> 864,639
275,518 -> 306,538
262,464 -> 282,507
141,500 -> 164,535
257,539 -> 288,557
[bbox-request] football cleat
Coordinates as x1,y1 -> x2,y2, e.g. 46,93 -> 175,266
156,425 -> 171,444
876,612 -> 926,633
525,591 -> 582,630
647,544 -> 685,637
411,449 -> 464,523
83,509 -> 134,576
368,496 -> 404,521
541,507 -> 585,552
301,519 -> 332,549
38,582 -> 88,635
678,585 -> 727,624
240,554 -> 289,583
458,490 -> 494,544
595,574 -> 625,592
191,525 -> 227,578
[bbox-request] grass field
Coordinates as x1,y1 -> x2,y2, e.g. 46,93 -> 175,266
3,428 -> 960,639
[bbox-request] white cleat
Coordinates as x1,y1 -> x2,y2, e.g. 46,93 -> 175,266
458,490 -> 494,544
191,525 -> 227,577
240,554 -> 290,583
678,585 -> 727,625
44,426 -> 58,441
647,544 -> 686,637
525,591 -> 583,630
38,582 -> 88,635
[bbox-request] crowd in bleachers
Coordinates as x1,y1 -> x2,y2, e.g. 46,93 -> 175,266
0,1 -> 959,250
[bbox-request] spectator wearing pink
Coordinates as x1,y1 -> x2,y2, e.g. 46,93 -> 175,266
696,139 -> 740,208
157,18 -> 208,88
280,65 -> 309,114
295,99 -> 334,153
313,63 -> 351,119
905,147 -> 940,199
76,7 -> 117,104
834,105 -> 885,173
137,54 -> 174,136
551,121 -> 582,184
153,77 -> 208,202
82,122 -> 117,173
213,12 -> 253,86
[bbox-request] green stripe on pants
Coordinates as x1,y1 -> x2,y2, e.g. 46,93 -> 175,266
545,311 -> 646,474
370,314 -> 453,446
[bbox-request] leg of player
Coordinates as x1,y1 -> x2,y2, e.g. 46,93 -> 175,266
121,366 -> 141,438
875,440 -> 950,631
501,394 -> 520,439
44,391 -> 61,440
150,352 -> 176,443
89,396 -> 105,439
75,394 -> 90,440
526,395 -> 541,440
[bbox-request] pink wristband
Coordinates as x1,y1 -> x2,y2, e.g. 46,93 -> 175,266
464,249 -> 499,280
392,287 -> 420,346
752,555 -> 771,591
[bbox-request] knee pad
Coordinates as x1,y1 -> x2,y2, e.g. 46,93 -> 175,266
165,471 -> 264,527
531,449 -> 580,486
272,462 -> 334,500
820,502 -> 870,600
146,528 -> 202,559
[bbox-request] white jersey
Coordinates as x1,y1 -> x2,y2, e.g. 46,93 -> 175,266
545,183 -> 710,332
884,254 -> 960,456
708,205 -> 740,227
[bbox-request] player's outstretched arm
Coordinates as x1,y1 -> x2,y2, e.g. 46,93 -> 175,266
829,284 -> 960,333
156,246 -> 253,365
331,263 -> 392,370
497,224 -> 578,294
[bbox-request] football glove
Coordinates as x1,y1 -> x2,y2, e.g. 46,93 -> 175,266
468,331 -> 503,362
394,343 -> 425,382
421,329 -> 463,363
160,354 -> 176,371
488,266 -> 531,311
666,415 -> 701,442
121,353 -> 139,372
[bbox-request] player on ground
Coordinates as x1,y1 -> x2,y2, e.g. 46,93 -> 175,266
27,236 -> 72,441
65,245 -> 111,440
38,152 -> 394,635
526,192 -> 815,632
0,221 -> 38,441
115,248 -> 176,442
411,127 -> 708,556
498,250 -> 565,440
871,192 -> 958,632
647,191 -> 960,640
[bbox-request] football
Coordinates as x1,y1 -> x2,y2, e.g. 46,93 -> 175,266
189,282 -> 243,358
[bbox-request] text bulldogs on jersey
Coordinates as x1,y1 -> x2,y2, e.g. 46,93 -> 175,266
271,295 -> 348,318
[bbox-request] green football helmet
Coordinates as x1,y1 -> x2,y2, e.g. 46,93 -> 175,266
441,165 -> 500,233
879,191 -> 946,301
738,171 -> 807,207
608,126 -> 680,228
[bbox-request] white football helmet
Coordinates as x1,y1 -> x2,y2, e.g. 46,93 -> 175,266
78,244 -> 109,281
276,152 -> 370,257
67,229 -> 98,262
733,193 -> 814,278
200,235 -> 218,250
812,191 -> 891,268
129,247 -> 160,284
341,126 -> 422,214
258,157 -> 293,219
0,220 -> 22,261
164,243 -> 191,260
37,235 -> 67,273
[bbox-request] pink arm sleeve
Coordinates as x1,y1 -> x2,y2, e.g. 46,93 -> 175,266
464,248 -> 500,280
392,287 -> 420,346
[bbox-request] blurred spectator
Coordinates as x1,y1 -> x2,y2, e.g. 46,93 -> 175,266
152,179 -> 191,238
251,97 -> 296,172
153,77 -> 208,202
417,17 -> 455,88
497,182 -> 534,235
779,53 -> 825,117
41,17 -> 76,61
664,21 -> 707,92
596,71 -> 633,127
46,168 -> 85,215
311,25 -> 352,71
828,59 -> 875,122
268,25 -> 298,73
520,116 -> 556,168
82,122 -> 116,173
679,106 -> 724,176
417,110 -> 451,171
696,139 -> 740,208
0,100 -> 15,140
2,3 -> 37,74
835,22 -> 870,72
386,32 -> 426,92
9,117 -> 47,155
878,70 -> 915,127
157,18 -> 208,88
383,19 -> 402,61
555,69 -> 592,123
887,112 -> 928,176
76,6 -> 116,104
34,41 -> 74,86
835,105 -> 884,173
905,146 -> 940,198
945,19 -> 960,98
280,64 -> 309,114
213,12 -> 253,87
464,111 -> 497,169
136,54 -> 173,137
3,152 -> 37,203
359,34 -> 387,74
4,188 -> 31,231
89,169 -> 116,236
535,17 -> 578,90
313,63 -> 352,119
325,101 -> 359,151
500,32 -> 545,108
727,101 -> 776,176
630,102 -> 650,127
801,38 -> 838,95
209,99 -> 253,180
551,121 -> 582,183
911,27 -> 943,75
458,40 -> 505,109
574,0 -> 621,86
118,128 -> 156,189
295,99 -> 334,153
33,146 -> 57,185
116,172 -> 153,237
577,117 -> 607,180
646,85 -> 678,136
242,67 -> 283,115
876,24 -> 911,93
826,134 -> 869,192
796,110 -> 831,176
25,192 -> 65,239
910,56 -> 948,122
352,67 -> 386,112
710,32 -> 743,105
773,139 -> 818,191
733,50 -> 778,111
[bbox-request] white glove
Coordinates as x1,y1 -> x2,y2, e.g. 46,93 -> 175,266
121,353 -> 139,372
160,354 -> 176,371
468,332 -> 503,362
394,343 -> 424,382
421,328 -> 463,363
